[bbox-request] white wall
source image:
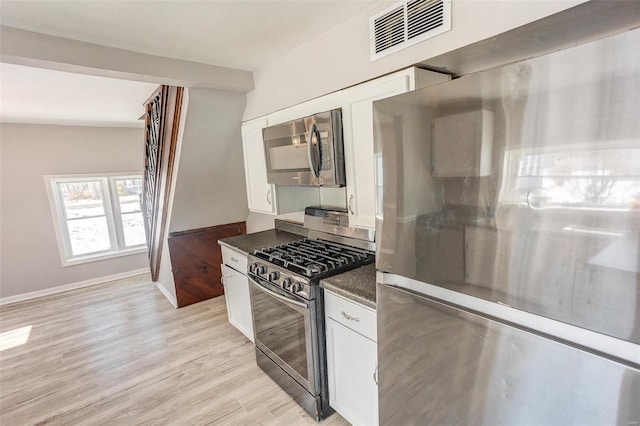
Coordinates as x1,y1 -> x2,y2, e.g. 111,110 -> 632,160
168,88 -> 249,232
0,123 -> 148,299
244,0 -> 585,120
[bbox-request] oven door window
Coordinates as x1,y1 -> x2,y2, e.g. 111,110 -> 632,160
250,279 -> 315,392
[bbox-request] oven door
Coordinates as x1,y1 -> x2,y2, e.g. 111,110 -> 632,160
248,275 -> 318,395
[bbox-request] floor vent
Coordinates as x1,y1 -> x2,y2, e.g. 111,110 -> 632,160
370,0 -> 451,60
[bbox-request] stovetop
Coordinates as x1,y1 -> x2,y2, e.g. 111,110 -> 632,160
247,208 -> 375,301
248,237 -> 374,301
252,238 -> 374,279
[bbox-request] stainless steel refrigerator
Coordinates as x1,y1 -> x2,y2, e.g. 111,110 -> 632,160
373,28 -> 640,425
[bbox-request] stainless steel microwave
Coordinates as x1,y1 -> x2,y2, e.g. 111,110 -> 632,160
263,109 -> 345,187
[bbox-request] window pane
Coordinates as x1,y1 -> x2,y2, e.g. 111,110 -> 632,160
58,181 -> 105,219
121,212 -> 145,247
113,177 -> 145,247
67,217 -> 111,255
114,178 -> 142,213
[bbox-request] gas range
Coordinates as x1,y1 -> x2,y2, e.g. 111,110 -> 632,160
247,207 -> 375,421
248,238 -> 374,300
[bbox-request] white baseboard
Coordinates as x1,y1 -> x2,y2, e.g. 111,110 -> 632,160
154,281 -> 178,308
0,268 -> 150,306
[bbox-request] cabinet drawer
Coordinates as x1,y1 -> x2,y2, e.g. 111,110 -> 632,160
221,246 -> 248,274
325,291 -> 377,342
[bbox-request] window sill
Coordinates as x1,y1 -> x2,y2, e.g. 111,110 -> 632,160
62,247 -> 148,267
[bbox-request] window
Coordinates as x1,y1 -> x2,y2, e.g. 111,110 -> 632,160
46,174 -> 147,265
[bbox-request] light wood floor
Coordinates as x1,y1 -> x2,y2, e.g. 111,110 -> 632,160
0,275 -> 349,425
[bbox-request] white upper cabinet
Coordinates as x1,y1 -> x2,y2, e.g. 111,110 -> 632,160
341,68 -> 450,230
267,91 -> 341,126
241,117 -> 276,214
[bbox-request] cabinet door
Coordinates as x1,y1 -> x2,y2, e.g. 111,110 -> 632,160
326,318 -> 378,426
267,91 -> 341,126
241,118 -> 276,214
342,76 -> 411,229
222,264 -> 254,342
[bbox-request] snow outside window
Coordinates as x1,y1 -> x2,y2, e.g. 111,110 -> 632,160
46,174 -> 147,266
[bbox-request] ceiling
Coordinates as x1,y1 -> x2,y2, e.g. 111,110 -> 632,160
0,0 -> 383,126
0,0 -> 381,71
0,63 -> 158,127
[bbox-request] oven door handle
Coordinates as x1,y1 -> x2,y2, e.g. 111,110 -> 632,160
249,277 -> 308,310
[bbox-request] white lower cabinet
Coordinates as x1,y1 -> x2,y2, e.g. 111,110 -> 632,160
325,291 -> 378,426
221,249 -> 254,342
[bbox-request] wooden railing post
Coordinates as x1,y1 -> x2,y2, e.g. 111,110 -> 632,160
142,85 -> 184,281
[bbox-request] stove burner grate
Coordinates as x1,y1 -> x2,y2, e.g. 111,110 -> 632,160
253,238 -> 373,278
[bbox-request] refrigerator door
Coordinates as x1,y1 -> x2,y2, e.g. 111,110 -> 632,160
377,282 -> 640,426
373,28 -> 640,344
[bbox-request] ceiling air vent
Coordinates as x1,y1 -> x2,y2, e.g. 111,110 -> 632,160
370,0 -> 451,61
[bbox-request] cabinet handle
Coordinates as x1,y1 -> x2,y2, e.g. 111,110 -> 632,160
348,194 -> 354,215
266,189 -> 271,205
341,311 -> 359,322
373,363 -> 378,385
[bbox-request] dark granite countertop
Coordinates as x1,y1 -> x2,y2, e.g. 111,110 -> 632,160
218,228 -> 305,256
220,220 -> 377,310
320,263 -> 377,310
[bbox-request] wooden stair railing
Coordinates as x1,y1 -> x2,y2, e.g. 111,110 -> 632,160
142,85 -> 184,281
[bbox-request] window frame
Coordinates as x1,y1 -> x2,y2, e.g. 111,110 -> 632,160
45,172 -> 147,267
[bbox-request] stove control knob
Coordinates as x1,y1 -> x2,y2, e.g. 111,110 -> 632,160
256,265 -> 267,275
268,271 -> 280,281
291,282 -> 303,293
282,278 -> 292,289
249,263 -> 257,273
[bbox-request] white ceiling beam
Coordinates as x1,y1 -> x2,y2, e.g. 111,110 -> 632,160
0,26 -> 254,93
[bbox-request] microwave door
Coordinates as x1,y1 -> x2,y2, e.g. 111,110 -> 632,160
264,126 -> 313,185
263,108 -> 345,187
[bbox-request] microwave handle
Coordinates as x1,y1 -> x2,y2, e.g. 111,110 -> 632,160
307,123 -> 321,178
